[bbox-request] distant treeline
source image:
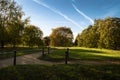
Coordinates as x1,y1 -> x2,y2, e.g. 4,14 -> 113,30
1,0 -> 120,50
75,17 -> 120,50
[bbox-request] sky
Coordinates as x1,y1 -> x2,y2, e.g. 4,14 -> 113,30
15,0 -> 120,39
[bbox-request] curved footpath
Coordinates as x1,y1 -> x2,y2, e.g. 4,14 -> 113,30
0,52 -> 54,68
0,52 -> 120,68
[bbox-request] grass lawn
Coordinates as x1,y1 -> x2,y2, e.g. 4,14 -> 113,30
39,47 -> 120,62
0,47 -> 42,60
0,64 -> 120,80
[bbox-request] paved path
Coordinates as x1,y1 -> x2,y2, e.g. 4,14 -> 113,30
0,52 -> 120,68
0,52 -> 56,68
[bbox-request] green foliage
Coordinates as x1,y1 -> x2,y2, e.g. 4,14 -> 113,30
76,17 -> 120,50
23,25 -> 43,47
50,27 -> 73,47
0,0 -> 42,48
0,0 -> 25,48
43,36 -> 50,46
0,64 -> 120,80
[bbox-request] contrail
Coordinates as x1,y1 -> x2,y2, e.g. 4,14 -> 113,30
72,3 -> 94,24
72,0 -> 76,2
33,0 -> 84,30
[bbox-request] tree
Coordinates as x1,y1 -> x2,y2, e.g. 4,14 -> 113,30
50,27 -> 73,47
98,17 -> 120,49
76,17 -> 120,50
0,0 -> 10,48
43,36 -> 50,46
0,0 -> 25,48
23,25 -> 43,47
74,34 -> 79,46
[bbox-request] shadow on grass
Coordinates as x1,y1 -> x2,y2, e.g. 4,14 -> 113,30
0,64 -> 120,80
71,49 -> 104,53
39,48 -> 120,62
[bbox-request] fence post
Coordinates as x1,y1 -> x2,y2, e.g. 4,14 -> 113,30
48,47 -> 50,54
67,48 -> 69,58
42,47 -> 44,56
13,50 -> 16,66
67,48 -> 69,52
65,51 -> 68,64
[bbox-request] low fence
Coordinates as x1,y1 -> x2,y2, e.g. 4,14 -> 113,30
41,47 -> 70,64
12,47 -> 70,66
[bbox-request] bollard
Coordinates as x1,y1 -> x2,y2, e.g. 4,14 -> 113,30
65,51 -> 68,64
48,47 -> 50,54
13,50 -> 16,66
42,47 -> 44,56
67,48 -> 69,53
67,48 -> 69,59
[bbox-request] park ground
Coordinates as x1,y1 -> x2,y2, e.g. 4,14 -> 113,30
0,47 -> 120,80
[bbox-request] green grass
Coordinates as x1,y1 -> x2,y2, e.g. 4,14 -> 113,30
40,47 -> 120,62
0,47 -> 41,60
0,64 -> 120,80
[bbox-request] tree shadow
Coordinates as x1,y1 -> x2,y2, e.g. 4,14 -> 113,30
39,48 -> 120,62
69,49 -> 120,61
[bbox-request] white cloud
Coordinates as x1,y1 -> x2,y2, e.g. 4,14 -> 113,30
72,3 -> 94,24
32,0 -> 84,30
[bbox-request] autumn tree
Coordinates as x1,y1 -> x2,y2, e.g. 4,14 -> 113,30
50,27 -> 73,47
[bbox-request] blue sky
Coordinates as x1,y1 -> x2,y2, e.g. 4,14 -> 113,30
15,0 -> 120,38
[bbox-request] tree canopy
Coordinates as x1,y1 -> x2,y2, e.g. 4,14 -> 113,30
43,36 -> 50,46
0,0 -> 43,48
75,17 -> 120,50
23,25 -> 43,47
0,0 -> 25,48
50,27 -> 73,47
